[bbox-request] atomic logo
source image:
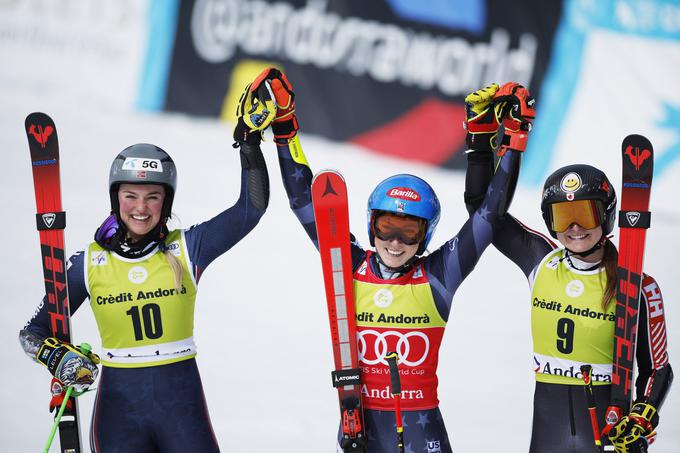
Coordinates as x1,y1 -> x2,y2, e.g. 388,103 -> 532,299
322,176 -> 338,197
28,124 -> 53,149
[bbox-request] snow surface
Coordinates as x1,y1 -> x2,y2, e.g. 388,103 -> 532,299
1,94 -> 678,452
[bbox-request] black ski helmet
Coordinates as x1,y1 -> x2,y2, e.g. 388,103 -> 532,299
540,164 -> 616,238
108,144 -> 177,221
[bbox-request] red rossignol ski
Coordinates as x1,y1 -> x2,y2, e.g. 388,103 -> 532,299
608,134 -> 654,424
25,112 -> 83,452
311,170 -> 366,452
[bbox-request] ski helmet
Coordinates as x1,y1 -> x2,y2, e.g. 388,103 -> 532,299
367,174 -> 441,255
540,164 -> 616,238
108,144 -> 177,221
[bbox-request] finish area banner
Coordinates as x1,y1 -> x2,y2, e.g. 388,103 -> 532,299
163,0 -> 562,169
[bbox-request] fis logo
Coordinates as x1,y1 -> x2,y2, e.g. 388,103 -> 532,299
91,252 -> 108,266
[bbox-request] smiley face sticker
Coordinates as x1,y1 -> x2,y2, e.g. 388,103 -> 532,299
559,172 -> 582,201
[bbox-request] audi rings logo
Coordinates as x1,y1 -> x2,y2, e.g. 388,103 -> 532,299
358,330 -> 430,367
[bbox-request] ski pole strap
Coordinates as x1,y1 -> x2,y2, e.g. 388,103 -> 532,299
36,211 -> 66,230
332,368 -> 362,388
618,210 -> 650,229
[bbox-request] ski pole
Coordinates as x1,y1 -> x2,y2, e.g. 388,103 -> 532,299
385,351 -> 405,453
43,343 -> 92,453
580,364 -> 604,453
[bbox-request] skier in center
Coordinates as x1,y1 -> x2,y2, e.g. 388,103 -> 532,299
242,68 -> 533,452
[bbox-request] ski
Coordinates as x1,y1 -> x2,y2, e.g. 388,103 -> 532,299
311,170 -> 367,452
609,134 -> 654,420
25,112 -> 83,452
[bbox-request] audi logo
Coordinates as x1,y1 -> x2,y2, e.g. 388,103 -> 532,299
358,329 -> 430,367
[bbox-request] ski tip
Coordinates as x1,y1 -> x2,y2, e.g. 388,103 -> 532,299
621,134 -> 653,152
25,112 -> 55,128
312,169 -> 345,183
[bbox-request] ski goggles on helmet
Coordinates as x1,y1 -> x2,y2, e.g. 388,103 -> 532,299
372,212 -> 426,245
548,199 -> 604,232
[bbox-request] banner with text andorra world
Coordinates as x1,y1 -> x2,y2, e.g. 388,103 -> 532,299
163,0 -> 563,169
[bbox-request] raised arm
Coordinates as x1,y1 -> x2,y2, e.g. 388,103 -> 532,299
462,83 -> 555,278
251,68 -> 365,265
183,80 -> 272,279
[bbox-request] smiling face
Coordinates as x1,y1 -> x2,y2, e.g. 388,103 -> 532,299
374,236 -> 420,268
117,183 -> 165,242
556,223 -> 604,262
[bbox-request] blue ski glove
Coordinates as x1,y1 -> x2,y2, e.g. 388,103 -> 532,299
37,338 -> 100,394
608,402 -> 658,453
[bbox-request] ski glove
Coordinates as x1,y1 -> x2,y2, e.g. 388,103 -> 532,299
493,82 -> 536,155
608,402 -> 658,453
251,67 -> 298,140
233,74 -> 277,146
37,338 -> 100,394
463,83 -> 504,152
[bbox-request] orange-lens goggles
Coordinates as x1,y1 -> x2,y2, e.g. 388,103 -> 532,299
549,199 -> 604,232
373,213 -> 426,245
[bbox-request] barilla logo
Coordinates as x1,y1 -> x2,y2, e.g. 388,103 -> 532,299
387,187 -> 421,201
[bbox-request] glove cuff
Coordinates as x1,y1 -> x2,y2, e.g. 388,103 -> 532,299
272,115 -> 299,140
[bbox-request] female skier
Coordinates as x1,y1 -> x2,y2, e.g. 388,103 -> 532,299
240,68 -> 534,452
463,83 -> 673,452
19,100 -> 270,452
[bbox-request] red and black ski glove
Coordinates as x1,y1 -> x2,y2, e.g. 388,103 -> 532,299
493,82 -> 536,155
250,67 -> 298,141
463,83 -> 503,153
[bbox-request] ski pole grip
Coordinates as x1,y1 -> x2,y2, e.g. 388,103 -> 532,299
580,364 -> 592,385
385,352 -> 402,395
80,342 -> 92,355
